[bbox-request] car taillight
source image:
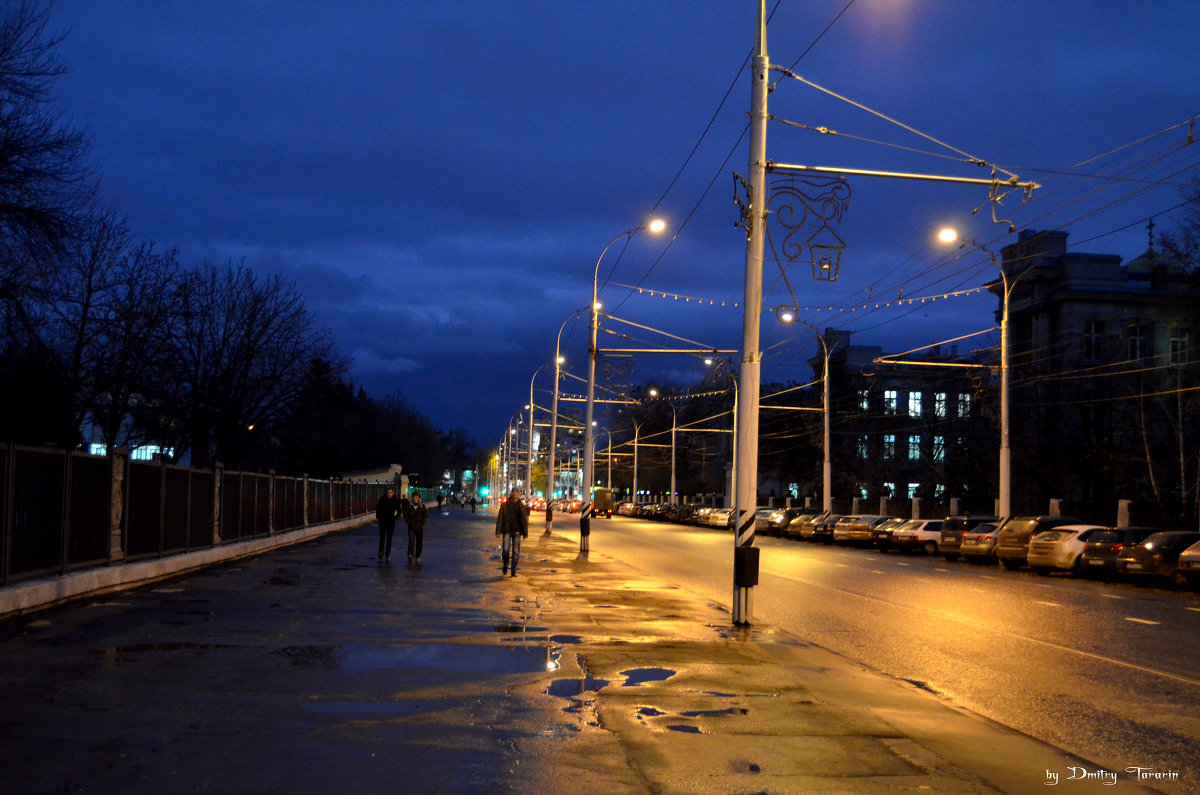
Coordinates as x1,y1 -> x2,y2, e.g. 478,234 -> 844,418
1153,554 -> 1164,563
1110,543 -> 1123,553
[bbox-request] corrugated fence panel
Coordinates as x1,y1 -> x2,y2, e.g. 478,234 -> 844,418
189,470 -> 214,548
9,447 -> 66,580
67,453 -> 110,568
163,466 -> 190,553
126,461 -> 163,558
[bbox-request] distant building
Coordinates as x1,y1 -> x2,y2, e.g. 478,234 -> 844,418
805,329 -> 996,514
996,229 -> 1197,523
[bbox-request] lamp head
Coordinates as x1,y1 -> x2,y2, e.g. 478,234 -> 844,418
777,305 -> 797,324
937,228 -> 959,245
647,219 -> 667,233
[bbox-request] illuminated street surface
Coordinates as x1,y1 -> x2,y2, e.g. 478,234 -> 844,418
568,515 -> 1200,788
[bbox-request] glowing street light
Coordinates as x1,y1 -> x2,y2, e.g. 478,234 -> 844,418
582,218 -> 667,552
938,227 -> 1017,520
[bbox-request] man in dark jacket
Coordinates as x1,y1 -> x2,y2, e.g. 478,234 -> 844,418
404,493 -> 429,566
495,487 -> 528,576
375,487 -> 401,561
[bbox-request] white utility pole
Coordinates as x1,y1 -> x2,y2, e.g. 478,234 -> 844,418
733,0 -> 768,626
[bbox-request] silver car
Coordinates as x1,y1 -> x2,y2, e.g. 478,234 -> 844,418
1026,524 -> 1105,574
959,523 -> 1001,562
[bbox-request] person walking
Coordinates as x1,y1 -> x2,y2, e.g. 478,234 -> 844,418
405,492 -> 429,566
469,495 -> 477,513
375,487 -> 401,561
495,487 -> 528,577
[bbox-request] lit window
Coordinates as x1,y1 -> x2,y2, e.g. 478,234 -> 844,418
883,434 -> 896,460
908,435 -> 921,461
934,392 -> 947,419
884,390 -> 898,415
932,436 -> 945,463
957,393 -> 972,418
857,389 -> 870,412
908,392 -> 922,417
907,482 -> 919,499
883,481 -> 896,497
857,435 -> 869,460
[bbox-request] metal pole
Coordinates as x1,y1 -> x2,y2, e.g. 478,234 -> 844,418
584,227 -> 658,551
633,420 -> 640,506
999,272 -> 1011,520
733,0 -> 768,626
670,405 -> 677,504
821,334 -> 833,514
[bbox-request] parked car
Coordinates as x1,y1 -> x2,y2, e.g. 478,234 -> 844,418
1115,531 -> 1200,587
754,508 -> 776,533
870,516 -> 908,551
994,515 -> 1080,570
938,515 -> 999,561
616,501 -> 636,516
890,519 -> 945,554
1025,524 -> 1105,574
1177,538 -> 1200,588
708,507 -> 734,529
959,523 -> 1001,563
1077,527 -> 1162,578
839,515 -> 886,546
764,507 -> 810,537
831,515 -> 866,545
692,506 -> 713,525
809,514 -> 843,544
787,512 -> 826,540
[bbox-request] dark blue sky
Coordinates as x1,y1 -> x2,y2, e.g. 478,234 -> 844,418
50,1 -> 1199,449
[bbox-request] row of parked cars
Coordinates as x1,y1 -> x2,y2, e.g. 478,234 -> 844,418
754,508 -> 1200,589
619,502 -> 1200,590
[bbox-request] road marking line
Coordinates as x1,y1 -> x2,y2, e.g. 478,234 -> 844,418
1125,617 -> 1159,625
871,570 -> 884,574
1186,607 -> 1200,613
1102,594 -> 1123,600
896,561 -> 910,566
1034,600 -> 1061,608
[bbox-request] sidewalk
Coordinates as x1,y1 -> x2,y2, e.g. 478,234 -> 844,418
0,508 -> 1170,793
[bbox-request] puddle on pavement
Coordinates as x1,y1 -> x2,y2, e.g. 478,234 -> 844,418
680,708 -> 742,717
548,634 -> 583,645
666,724 -> 702,734
637,706 -> 667,717
621,667 -> 676,687
545,675 -> 610,698
494,624 -> 548,634
338,642 -> 553,676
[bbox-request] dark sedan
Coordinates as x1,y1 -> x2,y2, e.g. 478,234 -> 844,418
1077,527 -> 1162,578
1115,531 -> 1200,587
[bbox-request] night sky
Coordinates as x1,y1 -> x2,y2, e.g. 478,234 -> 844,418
48,1 -> 1200,449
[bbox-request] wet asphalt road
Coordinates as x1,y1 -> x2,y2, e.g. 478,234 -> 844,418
572,516 -> 1200,791
0,510 -> 560,794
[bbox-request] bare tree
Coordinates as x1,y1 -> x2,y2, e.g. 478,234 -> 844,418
157,261 -> 336,469
0,0 -> 93,339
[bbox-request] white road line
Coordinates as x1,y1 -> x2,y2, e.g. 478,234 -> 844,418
1186,607 -> 1200,613
1102,594 -> 1123,600
1125,617 -> 1160,625
1034,600 -> 1061,608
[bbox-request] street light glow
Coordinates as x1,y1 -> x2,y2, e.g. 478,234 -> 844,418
647,218 -> 666,233
777,305 -> 796,324
938,227 -> 959,244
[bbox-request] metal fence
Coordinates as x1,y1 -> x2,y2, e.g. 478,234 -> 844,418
0,443 -> 394,587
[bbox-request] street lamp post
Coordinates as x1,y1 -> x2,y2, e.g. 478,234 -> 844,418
649,389 -> 678,505
583,219 -> 665,553
546,309 -> 584,535
939,228 -> 1023,520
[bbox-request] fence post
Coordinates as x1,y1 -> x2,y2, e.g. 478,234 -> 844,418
949,497 -> 960,516
1116,500 -> 1132,528
302,474 -> 309,527
268,470 -> 276,535
911,496 -> 922,520
212,462 -> 223,546
59,451 -> 73,575
108,450 -> 128,564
